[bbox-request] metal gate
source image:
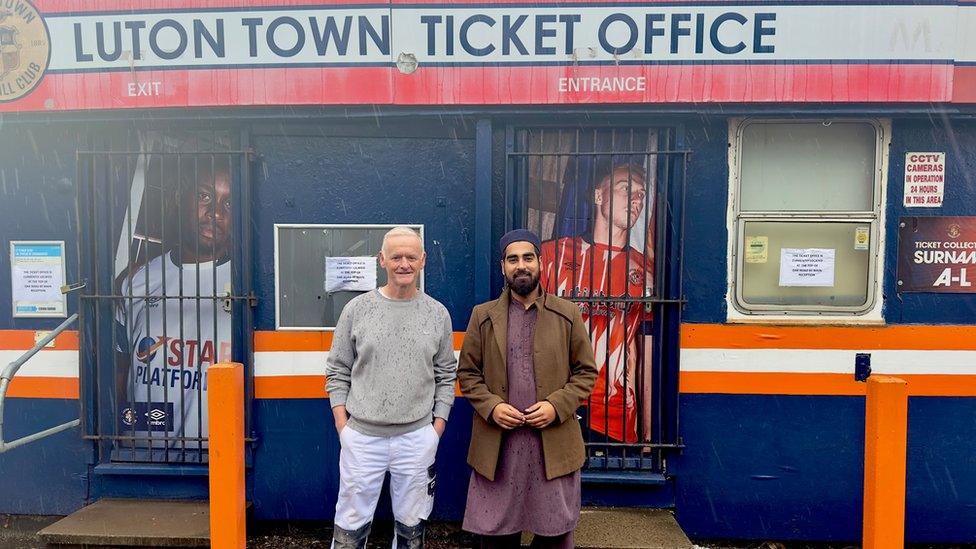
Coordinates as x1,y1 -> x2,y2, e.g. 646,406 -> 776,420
75,131 -> 254,464
507,126 -> 686,477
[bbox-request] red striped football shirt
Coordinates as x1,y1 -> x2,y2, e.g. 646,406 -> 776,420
540,236 -> 649,443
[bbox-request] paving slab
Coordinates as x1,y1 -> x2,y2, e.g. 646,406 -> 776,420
572,507 -> 693,549
37,499 -> 208,547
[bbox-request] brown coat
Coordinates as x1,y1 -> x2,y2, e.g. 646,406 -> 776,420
458,289 -> 598,481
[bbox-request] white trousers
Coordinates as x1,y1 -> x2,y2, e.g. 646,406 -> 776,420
334,424 -> 439,531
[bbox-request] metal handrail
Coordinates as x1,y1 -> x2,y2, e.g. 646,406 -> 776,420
0,314 -> 80,453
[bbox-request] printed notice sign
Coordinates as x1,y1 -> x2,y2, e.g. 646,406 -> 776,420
779,248 -> 836,287
11,241 -> 67,318
904,152 -> 945,208
745,236 -> 769,263
854,227 -> 870,251
325,256 -> 377,292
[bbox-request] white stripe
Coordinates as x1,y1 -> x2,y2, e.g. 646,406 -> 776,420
254,351 -> 327,377
257,348 -> 976,376
15,347 -> 972,379
681,348 -> 976,375
0,351 -> 78,378
11,349 -> 976,377
253,350 -> 462,377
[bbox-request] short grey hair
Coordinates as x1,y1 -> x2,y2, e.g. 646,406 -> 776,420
381,226 -> 423,254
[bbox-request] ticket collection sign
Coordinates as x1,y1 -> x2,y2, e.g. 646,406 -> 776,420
0,0 -> 975,111
898,217 -> 976,293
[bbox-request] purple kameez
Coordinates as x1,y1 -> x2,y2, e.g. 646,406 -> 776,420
462,298 -> 581,538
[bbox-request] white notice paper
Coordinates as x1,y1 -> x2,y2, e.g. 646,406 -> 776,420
779,248 -> 836,287
325,256 -> 377,292
11,241 -> 66,317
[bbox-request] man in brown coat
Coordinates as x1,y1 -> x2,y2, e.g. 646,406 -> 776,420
459,229 -> 598,548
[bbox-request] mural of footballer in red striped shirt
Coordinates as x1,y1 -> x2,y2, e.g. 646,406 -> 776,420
528,129 -> 657,445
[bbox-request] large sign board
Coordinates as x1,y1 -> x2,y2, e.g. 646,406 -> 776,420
898,216 -> 976,293
0,0 -> 974,110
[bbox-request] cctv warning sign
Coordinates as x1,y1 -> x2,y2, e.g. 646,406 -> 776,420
904,152 -> 945,208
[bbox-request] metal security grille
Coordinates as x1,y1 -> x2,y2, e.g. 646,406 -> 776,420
508,127 -> 686,476
76,133 -> 254,464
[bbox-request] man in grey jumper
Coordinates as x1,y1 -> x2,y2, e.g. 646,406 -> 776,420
326,226 -> 457,549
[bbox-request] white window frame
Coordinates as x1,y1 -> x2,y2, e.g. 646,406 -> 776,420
274,223 -> 425,331
725,118 -> 890,323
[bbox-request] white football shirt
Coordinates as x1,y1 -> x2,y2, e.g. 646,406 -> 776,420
116,251 -> 232,448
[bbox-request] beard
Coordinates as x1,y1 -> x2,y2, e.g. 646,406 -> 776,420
507,269 -> 540,297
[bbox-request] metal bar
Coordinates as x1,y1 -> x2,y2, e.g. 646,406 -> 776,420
76,151 -> 91,440
115,151 -> 127,458
78,150 -> 253,155
83,434 -> 257,443
194,153 -> 204,461
507,150 -> 692,157
207,152 -> 219,461
622,130 -> 634,453
141,142 -> 154,452
178,151 -> 187,460
122,147 -> 138,459
81,294 -> 252,300
239,140 -> 257,445
0,314 -> 80,453
0,314 -> 79,381
161,149 -> 172,462
85,434 -> 210,442
584,442 -> 685,449
474,119 -> 493,304
92,149 -> 105,461
0,416 -> 81,453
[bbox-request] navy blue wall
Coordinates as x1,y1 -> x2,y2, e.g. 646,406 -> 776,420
671,116 -> 976,542
0,124 -> 82,330
673,394 -> 865,542
680,118 -> 731,324
0,125 -> 89,515
673,394 -> 976,543
884,119 -> 976,324
248,122 -> 477,520
904,397 -> 976,543
0,399 -> 88,514
251,124 -> 477,330
251,399 -> 475,521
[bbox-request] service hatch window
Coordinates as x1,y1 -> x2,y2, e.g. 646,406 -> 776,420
274,224 -> 424,330
730,120 -> 887,317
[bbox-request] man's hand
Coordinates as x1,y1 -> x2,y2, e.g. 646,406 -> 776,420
433,417 -> 447,437
332,405 -> 349,434
524,401 -> 557,429
491,403 -> 525,429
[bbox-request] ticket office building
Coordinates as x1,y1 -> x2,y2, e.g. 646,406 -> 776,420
1,108 -> 975,543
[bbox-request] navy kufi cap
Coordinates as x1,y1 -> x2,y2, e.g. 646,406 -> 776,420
499,229 -> 541,256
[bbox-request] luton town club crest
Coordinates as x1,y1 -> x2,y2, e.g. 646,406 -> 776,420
0,0 -> 49,103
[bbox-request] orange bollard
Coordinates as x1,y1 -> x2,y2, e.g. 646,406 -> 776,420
862,375 -> 908,549
208,362 -> 246,549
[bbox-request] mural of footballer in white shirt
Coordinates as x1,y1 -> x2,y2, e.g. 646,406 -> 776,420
114,162 -> 233,449
116,252 -> 231,447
